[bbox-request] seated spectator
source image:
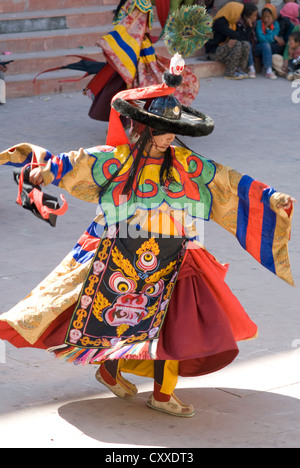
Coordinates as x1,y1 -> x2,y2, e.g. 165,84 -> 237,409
255,4 -> 285,79
273,29 -> 300,79
276,0 -> 300,17
205,1 -> 250,79
280,2 -> 300,26
0,63 -> 8,105
237,2 -> 259,77
278,2 -> 300,42
204,0 -> 217,16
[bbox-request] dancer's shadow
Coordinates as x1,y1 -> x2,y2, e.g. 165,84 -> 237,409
58,387 -> 300,448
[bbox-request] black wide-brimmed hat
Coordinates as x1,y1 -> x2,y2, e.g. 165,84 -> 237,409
106,78 -> 214,147
112,92 -> 215,138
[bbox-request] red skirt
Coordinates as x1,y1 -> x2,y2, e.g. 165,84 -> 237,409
0,247 -> 257,377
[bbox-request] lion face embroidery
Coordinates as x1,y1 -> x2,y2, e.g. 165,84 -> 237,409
105,293 -> 148,327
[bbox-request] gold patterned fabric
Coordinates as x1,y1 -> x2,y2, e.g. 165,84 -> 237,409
63,226 -> 187,363
0,142 -> 294,349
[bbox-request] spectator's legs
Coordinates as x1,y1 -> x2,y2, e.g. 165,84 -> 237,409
255,42 -> 272,70
215,42 -> 249,77
239,41 -> 250,72
0,71 -> 6,105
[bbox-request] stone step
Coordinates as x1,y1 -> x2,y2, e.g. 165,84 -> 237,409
3,48 -> 104,76
0,6 -> 116,34
0,0 -> 117,14
1,0 -> 225,99
6,69 -> 93,98
189,59 -> 225,79
4,39 -> 167,98
4,35 -> 168,76
0,25 -> 114,54
0,21 -> 162,54
6,59 -> 225,99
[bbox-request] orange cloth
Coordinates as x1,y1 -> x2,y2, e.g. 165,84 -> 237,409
263,3 -> 278,20
213,1 -> 244,30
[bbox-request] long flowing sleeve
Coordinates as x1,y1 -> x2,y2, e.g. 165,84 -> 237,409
1,143 -> 294,285
0,142 -> 118,204
0,142 -> 120,344
208,161 -> 294,286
